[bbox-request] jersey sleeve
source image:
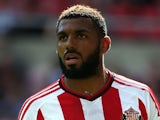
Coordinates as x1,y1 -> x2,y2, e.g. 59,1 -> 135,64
18,102 -> 39,120
147,88 -> 160,120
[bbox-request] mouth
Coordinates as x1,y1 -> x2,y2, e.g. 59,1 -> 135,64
64,53 -> 80,65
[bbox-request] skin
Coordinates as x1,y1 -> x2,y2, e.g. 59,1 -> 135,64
56,17 -> 111,96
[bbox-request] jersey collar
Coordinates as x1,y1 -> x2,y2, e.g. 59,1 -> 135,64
59,71 -> 114,101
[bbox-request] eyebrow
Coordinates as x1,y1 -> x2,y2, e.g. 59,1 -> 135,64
57,31 -> 66,36
75,29 -> 90,34
57,28 -> 90,36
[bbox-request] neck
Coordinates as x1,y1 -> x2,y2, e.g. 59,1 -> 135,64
64,68 -> 108,96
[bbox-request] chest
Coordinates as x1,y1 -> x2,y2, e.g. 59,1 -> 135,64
38,88 -> 146,120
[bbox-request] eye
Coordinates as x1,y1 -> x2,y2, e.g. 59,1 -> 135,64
58,35 -> 68,41
77,33 -> 87,39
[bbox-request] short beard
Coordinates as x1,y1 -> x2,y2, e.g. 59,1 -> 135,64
58,46 -> 100,79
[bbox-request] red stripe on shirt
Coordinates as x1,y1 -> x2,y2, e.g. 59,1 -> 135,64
37,109 -> 44,120
102,87 -> 122,119
58,92 -> 85,120
139,99 -> 148,120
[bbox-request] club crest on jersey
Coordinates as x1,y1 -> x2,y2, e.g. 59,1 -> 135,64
122,107 -> 143,120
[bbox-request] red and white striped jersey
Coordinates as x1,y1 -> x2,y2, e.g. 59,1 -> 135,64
18,71 -> 160,120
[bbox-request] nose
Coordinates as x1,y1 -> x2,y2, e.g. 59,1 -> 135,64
66,35 -> 76,49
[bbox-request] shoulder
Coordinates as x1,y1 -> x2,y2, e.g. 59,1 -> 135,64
112,73 -> 149,91
111,72 -> 160,117
111,72 -> 157,103
18,79 -> 63,120
112,72 -> 159,107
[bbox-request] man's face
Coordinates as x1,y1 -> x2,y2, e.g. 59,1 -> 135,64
56,18 -> 102,79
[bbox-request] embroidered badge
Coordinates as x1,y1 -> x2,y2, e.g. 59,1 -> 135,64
122,107 -> 143,120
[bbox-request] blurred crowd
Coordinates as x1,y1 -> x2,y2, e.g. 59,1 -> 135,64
0,0 -> 160,119
0,0 -> 160,39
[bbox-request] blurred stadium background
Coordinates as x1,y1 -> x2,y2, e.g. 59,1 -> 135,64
0,0 -> 160,119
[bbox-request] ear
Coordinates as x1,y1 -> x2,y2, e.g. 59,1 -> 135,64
100,36 -> 111,54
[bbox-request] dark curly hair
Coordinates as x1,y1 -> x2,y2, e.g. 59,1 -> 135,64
56,4 -> 107,38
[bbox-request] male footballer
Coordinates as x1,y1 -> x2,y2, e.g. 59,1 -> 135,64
18,4 -> 160,120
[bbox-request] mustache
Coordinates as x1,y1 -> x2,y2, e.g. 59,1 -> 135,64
64,49 -> 81,57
